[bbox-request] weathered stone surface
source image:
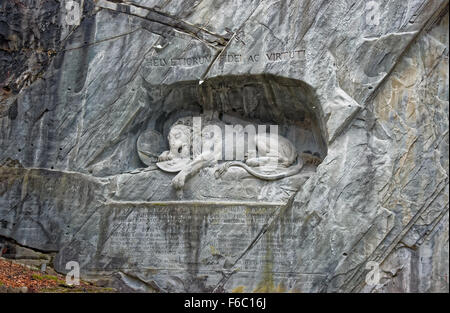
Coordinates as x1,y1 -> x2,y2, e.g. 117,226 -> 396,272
0,0 -> 448,292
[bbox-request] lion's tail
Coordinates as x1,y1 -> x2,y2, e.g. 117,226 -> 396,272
216,158 -> 304,181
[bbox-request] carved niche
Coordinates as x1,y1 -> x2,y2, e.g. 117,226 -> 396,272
136,75 -> 326,200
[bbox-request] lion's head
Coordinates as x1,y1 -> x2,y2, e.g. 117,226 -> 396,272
168,124 -> 192,159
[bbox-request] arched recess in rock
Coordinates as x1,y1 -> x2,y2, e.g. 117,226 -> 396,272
143,74 -> 328,163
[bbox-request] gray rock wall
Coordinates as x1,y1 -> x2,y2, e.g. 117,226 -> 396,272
0,0 -> 448,292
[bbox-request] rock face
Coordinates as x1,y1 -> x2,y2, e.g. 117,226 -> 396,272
0,0 -> 448,292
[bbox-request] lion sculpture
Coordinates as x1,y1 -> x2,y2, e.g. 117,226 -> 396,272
153,116 -> 305,193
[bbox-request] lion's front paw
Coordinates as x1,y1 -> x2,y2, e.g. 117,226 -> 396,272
172,172 -> 186,189
158,151 -> 172,162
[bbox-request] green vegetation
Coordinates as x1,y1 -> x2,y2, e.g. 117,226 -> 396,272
32,273 -> 43,281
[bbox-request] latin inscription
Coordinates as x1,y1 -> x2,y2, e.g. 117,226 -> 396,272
148,49 -> 305,67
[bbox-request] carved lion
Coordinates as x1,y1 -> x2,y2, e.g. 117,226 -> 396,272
155,117 -> 306,193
